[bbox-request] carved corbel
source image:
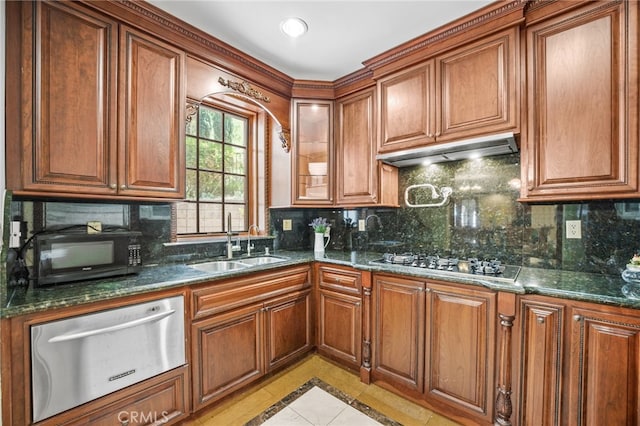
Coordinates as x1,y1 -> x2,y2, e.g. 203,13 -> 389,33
278,127 -> 291,153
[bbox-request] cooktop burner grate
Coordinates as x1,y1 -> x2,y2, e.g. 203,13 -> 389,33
372,253 -> 521,283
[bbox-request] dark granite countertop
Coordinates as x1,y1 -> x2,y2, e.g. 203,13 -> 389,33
1,252 -> 313,318
319,250 -> 640,310
2,249 -> 639,318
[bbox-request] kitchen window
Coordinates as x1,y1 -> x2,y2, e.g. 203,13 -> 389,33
176,102 -> 251,236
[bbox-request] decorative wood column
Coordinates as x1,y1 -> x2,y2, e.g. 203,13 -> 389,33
495,313 -> 515,426
360,272 -> 372,384
495,291 -> 516,426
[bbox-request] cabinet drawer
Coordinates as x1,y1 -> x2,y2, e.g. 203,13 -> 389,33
192,266 -> 311,319
318,265 -> 361,295
56,365 -> 189,426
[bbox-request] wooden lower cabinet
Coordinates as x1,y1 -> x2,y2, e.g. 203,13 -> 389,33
372,274 -> 426,392
517,295 -> 640,426
265,290 -> 313,371
191,302 -> 265,411
567,305 -> 640,426
316,264 -> 364,370
424,282 -> 496,422
190,265 -> 312,411
57,366 -> 189,426
517,297 -> 565,426
371,273 -> 497,425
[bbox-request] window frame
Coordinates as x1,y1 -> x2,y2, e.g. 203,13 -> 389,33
174,96 -> 264,241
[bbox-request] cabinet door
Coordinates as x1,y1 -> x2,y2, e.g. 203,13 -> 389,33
522,0 -> 639,201
191,303 -> 264,411
336,88 -> 380,205
265,290 -> 312,371
317,288 -> 362,369
424,282 -> 496,422
518,299 -> 565,426
17,1 -> 118,195
568,307 -> 640,426
436,27 -> 519,141
119,26 -> 185,198
61,366 -> 189,426
372,274 -> 426,392
377,61 -> 436,153
292,99 -> 334,205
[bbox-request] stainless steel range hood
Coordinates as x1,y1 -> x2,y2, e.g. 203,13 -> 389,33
376,132 -> 518,167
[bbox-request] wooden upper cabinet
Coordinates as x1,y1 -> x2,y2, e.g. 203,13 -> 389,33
436,27 -> 519,142
7,1 -> 185,200
377,27 -> 519,154
118,26 -> 185,198
378,61 -> 436,153
521,0 -> 639,201
291,99 -> 334,205
12,1 -> 119,196
336,88 -> 398,206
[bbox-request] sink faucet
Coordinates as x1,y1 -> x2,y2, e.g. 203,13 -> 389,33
226,213 -> 240,259
247,224 -> 260,256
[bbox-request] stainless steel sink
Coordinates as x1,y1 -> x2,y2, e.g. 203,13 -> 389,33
236,256 -> 287,266
189,260 -> 249,273
189,256 -> 288,273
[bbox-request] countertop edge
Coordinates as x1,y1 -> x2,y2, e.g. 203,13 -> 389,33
3,250 -> 640,317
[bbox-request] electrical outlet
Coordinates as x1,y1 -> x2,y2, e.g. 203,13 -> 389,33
324,227 -> 331,237
9,221 -> 22,248
282,219 -> 292,231
87,221 -> 102,234
566,220 -> 582,239
358,219 -> 366,232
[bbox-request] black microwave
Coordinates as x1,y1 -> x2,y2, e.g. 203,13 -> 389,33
33,231 -> 142,287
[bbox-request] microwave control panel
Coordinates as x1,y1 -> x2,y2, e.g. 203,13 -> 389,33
128,244 -> 142,267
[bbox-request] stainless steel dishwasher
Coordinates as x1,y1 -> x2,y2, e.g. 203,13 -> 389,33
31,295 -> 185,422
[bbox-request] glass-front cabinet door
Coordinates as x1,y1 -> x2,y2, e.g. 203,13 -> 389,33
292,99 -> 334,205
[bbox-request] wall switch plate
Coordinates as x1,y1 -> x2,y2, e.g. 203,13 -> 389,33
566,220 -> 582,239
87,221 -> 102,234
282,219 -> 292,231
358,219 -> 366,232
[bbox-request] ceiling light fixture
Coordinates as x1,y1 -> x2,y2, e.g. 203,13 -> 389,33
281,17 -> 308,38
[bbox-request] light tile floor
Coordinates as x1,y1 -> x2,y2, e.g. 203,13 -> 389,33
184,354 -> 462,426
263,386 -> 382,426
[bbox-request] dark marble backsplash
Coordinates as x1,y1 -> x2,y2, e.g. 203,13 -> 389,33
271,153 -> 640,275
7,152 -> 640,279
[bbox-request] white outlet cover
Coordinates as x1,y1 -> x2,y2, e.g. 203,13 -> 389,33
566,220 -> 582,239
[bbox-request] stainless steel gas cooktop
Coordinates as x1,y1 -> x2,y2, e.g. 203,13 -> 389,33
370,252 -> 521,283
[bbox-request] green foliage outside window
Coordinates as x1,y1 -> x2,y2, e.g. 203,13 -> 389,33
178,104 -> 248,234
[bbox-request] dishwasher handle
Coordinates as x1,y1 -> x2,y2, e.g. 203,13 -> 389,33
48,309 -> 176,343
